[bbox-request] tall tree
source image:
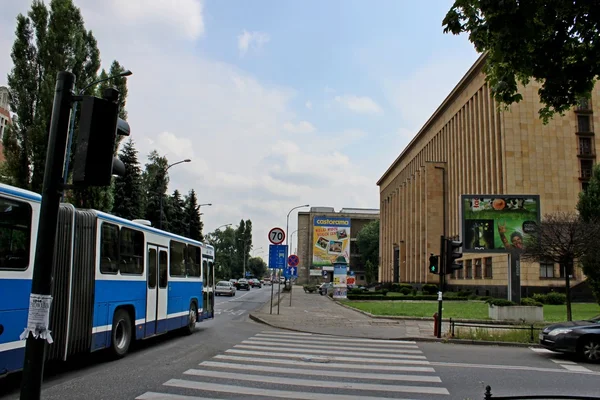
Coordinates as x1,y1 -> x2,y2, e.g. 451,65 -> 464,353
443,0 -> 600,123
576,164 -> 600,305
184,189 -> 203,241
234,219 -> 253,277
169,190 -> 186,236
143,150 -> 169,229
112,138 -> 144,220
247,256 -> 267,279
356,219 -> 380,283
206,226 -> 237,279
522,212 -> 600,321
3,0 -> 101,192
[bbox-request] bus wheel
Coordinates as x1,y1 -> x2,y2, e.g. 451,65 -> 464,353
185,302 -> 197,335
110,309 -> 132,358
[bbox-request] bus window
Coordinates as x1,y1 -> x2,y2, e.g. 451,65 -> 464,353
159,250 -> 168,288
120,227 -> 144,275
208,261 -> 214,287
100,223 -> 119,274
148,248 -> 157,288
187,245 -> 201,277
169,241 -> 186,276
0,197 -> 32,270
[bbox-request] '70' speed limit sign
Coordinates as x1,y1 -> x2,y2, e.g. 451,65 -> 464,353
268,227 -> 285,245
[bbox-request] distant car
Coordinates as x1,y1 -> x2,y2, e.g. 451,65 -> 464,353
539,315 -> 600,362
319,282 -> 333,295
236,278 -> 250,291
215,281 -> 236,297
250,279 -> 262,288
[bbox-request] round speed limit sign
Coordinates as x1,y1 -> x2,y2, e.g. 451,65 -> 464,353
268,227 -> 285,245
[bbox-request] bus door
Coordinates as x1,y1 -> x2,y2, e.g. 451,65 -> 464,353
201,259 -> 214,318
146,245 -> 169,336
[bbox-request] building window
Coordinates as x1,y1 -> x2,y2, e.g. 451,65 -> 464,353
484,257 -> 493,278
577,97 -> 591,110
457,264 -> 464,279
579,137 -> 593,156
474,259 -> 482,278
465,260 -> 473,279
578,115 -> 592,133
540,261 -> 554,278
581,159 -> 594,179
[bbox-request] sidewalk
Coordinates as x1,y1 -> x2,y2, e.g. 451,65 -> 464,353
249,286 -> 435,340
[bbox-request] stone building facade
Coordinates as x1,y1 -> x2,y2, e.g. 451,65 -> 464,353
377,54 -> 598,298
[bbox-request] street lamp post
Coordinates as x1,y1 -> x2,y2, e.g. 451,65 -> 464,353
62,70 -> 133,196
282,204 -> 309,312
216,223 -> 232,231
159,159 -> 191,230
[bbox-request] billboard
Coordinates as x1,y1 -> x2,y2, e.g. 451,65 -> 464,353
312,216 -> 351,266
461,195 -> 540,253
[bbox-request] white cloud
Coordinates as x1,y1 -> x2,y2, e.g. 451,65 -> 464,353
238,30 -> 270,57
334,94 -> 383,115
283,121 -> 316,134
305,101 -> 312,110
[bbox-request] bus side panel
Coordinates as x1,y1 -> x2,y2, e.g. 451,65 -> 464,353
93,279 -> 146,350
0,278 -> 31,374
47,204 -> 75,362
67,210 -> 97,357
168,280 -> 201,329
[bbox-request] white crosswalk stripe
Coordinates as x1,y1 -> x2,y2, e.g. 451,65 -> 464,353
529,347 -> 593,372
136,330 -> 450,399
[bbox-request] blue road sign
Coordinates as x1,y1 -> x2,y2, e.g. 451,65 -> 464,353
269,244 -> 288,269
290,266 -> 298,277
349,271 -> 355,276
322,270 -> 328,277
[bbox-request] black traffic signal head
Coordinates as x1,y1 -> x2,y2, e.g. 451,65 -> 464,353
72,88 -> 130,187
429,254 -> 439,274
446,238 -> 463,273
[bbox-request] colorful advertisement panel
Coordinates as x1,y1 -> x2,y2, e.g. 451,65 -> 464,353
312,216 -> 351,266
461,195 -> 540,253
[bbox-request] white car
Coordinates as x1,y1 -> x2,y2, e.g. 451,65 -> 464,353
215,281 -> 236,296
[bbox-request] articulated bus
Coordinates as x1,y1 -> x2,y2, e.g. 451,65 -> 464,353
0,183 -> 215,376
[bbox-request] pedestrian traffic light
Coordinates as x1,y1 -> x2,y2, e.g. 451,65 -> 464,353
72,88 -> 130,187
445,237 -> 463,274
429,254 -> 439,274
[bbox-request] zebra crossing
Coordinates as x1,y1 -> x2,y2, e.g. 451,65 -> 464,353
213,308 -> 247,317
529,347 -> 593,372
136,330 -> 450,399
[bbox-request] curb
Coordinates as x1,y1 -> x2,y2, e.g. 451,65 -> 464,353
247,313 -> 542,348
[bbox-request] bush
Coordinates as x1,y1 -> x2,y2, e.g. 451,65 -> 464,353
486,298 -> 516,307
399,287 -> 412,295
457,290 -> 472,298
422,284 -> 438,295
545,291 -> 567,305
521,297 -> 543,307
532,293 -> 548,304
348,288 -> 366,295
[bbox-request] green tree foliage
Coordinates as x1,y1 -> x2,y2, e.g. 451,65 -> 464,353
577,165 -> 600,305
206,227 -> 237,279
247,256 -> 267,279
357,219 -> 379,260
443,0 -> 600,123
169,189 -> 186,236
143,150 -> 169,229
184,189 -> 204,241
112,138 -> 144,220
234,219 -> 253,277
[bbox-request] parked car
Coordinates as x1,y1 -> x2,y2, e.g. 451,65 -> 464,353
215,281 -> 236,297
319,282 -> 333,295
539,315 -> 600,362
236,278 -> 250,291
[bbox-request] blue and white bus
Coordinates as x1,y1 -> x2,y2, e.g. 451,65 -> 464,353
0,183 -> 215,376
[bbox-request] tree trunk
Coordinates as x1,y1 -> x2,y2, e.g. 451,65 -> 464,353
563,261 -> 573,321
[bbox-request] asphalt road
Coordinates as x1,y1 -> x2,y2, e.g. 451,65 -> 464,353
0,284 -> 277,400
2,287 -> 599,399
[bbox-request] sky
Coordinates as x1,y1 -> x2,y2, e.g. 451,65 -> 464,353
0,0 -> 480,265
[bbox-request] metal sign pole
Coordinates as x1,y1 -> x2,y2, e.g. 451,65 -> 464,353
270,268 -> 274,314
277,269 -> 281,315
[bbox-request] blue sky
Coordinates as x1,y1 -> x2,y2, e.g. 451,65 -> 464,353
0,0 -> 480,262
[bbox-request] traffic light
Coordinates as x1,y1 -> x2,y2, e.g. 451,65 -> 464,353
429,254 -> 439,274
445,237 -> 463,274
72,88 -> 130,187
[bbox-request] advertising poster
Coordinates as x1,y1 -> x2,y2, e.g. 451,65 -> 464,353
461,195 -> 540,253
333,265 -> 347,299
312,217 -> 351,267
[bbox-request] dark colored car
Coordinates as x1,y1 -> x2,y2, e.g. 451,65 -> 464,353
539,315 -> 600,362
236,278 -> 250,291
250,279 -> 262,288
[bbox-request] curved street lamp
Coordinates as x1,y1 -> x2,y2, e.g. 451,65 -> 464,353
159,159 -> 191,229
216,223 -> 232,231
286,204 -> 310,252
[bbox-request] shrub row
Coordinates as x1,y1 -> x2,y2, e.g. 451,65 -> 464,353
532,292 -> 566,305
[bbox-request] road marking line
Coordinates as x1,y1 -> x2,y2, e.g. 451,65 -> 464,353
213,354 -> 437,372
225,349 -> 432,364
136,392 -> 220,400
551,359 -> 577,365
240,340 -> 423,354
430,361 -> 600,375
529,347 -> 554,353
234,344 -> 426,358
163,380 -> 422,400
561,364 -> 593,372
199,361 -> 442,382
247,336 -> 420,349
261,330 -> 314,336
181,370 -> 450,395
256,332 -> 416,344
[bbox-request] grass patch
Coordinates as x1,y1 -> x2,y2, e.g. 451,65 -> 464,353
452,326 -> 541,343
342,300 -> 600,323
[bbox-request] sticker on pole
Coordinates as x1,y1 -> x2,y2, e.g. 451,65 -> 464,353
268,227 -> 285,245
20,293 -> 54,343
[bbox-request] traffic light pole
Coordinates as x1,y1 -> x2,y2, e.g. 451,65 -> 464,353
437,235 -> 445,338
20,71 -> 76,400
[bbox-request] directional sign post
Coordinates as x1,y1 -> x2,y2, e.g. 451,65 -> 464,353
287,254 -> 300,307
268,243 -> 287,315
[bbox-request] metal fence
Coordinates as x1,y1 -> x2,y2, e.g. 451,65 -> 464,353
484,385 -> 600,399
449,319 -> 538,342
